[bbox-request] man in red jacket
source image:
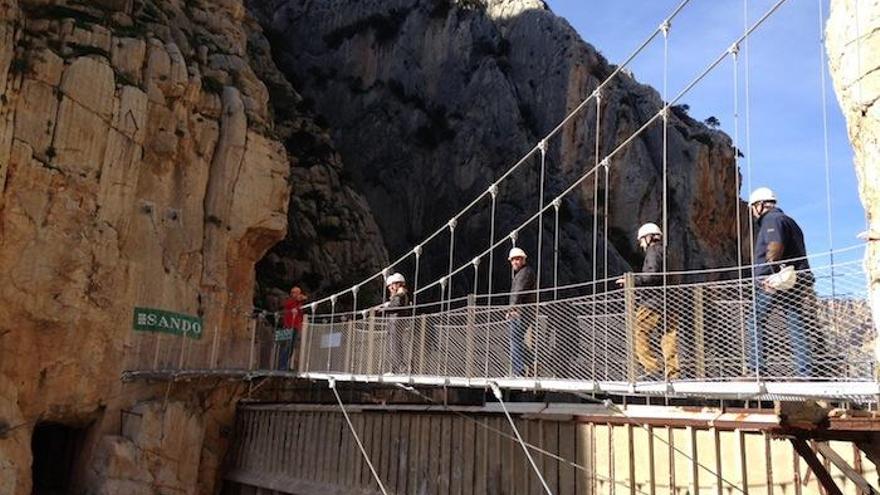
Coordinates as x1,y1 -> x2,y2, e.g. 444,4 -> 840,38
279,286 -> 307,370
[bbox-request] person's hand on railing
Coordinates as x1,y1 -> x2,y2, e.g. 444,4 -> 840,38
614,277 -> 625,287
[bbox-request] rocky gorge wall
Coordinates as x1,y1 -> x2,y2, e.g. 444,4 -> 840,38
250,0 -> 745,293
0,0 -> 300,492
826,0 -> 880,360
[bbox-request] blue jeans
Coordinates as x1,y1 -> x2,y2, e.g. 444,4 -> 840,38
508,316 -> 531,376
277,331 -> 298,371
745,286 -> 812,377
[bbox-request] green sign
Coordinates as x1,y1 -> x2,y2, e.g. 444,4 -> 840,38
133,307 -> 203,340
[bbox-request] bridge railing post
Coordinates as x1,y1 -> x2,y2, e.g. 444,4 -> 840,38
298,314 -> 310,373
465,294 -> 476,377
418,314 -> 428,375
344,318 -> 354,374
366,311 -> 376,375
624,272 -> 636,382
694,286 -> 706,379
247,316 -> 257,371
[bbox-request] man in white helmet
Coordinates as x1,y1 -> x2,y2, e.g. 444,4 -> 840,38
507,247 -> 536,376
746,187 -> 814,377
616,223 -> 680,380
381,272 -> 410,373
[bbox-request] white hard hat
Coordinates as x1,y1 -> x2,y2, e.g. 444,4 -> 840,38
748,187 -> 777,205
637,222 -> 662,240
508,247 -> 527,260
385,272 -> 405,287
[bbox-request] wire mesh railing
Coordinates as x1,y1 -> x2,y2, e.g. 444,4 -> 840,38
123,254 -> 878,399
295,260 -> 875,383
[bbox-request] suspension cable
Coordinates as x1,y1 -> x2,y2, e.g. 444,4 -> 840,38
553,198 -> 561,300
818,0 -> 837,303
743,0 -> 761,381
328,379 -> 389,495
489,382 -> 554,495
661,19 -> 671,382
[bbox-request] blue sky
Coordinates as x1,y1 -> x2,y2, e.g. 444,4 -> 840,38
544,0 -> 865,267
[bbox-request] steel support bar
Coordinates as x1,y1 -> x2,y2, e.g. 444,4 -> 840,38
815,442 -> 880,495
791,438 -> 844,495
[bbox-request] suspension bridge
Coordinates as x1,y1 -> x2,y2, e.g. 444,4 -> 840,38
122,0 -> 879,493
123,0 -> 877,403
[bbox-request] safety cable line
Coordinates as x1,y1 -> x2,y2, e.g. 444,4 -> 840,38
489,382 -> 554,495
405,0 -> 790,302
536,140 -> 548,300
731,42 -> 748,374
553,198 -> 561,300
661,19 -> 671,382
817,0 -> 838,305
393,383 -> 654,495
488,187 -> 498,303
329,378 -> 389,495
303,0 -> 695,312
743,0 -> 761,382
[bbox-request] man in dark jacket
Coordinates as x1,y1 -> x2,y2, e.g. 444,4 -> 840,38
616,223 -> 679,380
507,247 -> 536,376
745,187 -> 814,377
381,272 -> 411,373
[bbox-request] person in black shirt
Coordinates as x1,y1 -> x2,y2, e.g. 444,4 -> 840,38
745,187 -> 814,377
507,247 -> 536,376
616,223 -> 679,380
381,272 -> 411,374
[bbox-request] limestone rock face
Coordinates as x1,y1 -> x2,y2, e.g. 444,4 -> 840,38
249,0 -> 744,293
826,0 -> 880,354
0,0 -> 291,492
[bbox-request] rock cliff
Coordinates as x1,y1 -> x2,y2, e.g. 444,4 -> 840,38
826,0 -> 880,360
0,0 -> 297,492
250,0 -> 744,293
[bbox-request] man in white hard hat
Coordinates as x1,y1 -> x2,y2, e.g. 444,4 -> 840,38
746,187 -> 814,377
507,247 -> 536,376
381,272 -> 411,373
616,223 -> 680,380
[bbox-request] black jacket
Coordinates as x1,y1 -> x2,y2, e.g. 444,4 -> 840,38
635,242 -> 664,311
509,265 -> 537,306
384,289 -> 410,316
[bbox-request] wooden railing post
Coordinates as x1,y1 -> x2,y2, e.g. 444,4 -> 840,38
624,272 -> 636,382
694,286 -> 706,379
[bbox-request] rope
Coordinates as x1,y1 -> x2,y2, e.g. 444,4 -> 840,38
328,378 -> 389,495
489,382 -> 555,495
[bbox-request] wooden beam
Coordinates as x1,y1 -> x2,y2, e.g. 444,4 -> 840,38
790,438 -> 844,495
815,442 -> 880,495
